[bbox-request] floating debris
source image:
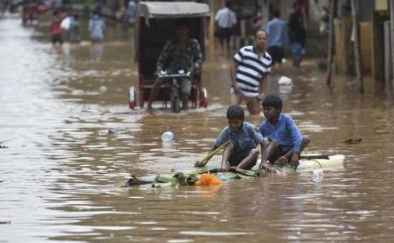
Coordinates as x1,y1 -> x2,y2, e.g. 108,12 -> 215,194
278,76 -> 293,86
344,138 -> 363,144
108,128 -> 118,135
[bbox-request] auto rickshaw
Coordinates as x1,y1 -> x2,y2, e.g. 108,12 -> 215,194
129,1 -> 209,110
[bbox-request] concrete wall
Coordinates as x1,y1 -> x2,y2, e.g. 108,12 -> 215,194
360,22 -> 372,73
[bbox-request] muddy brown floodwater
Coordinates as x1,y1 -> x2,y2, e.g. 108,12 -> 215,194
1,16 -> 394,243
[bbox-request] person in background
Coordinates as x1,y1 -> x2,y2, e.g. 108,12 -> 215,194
320,6 -> 330,37
214,0 -> 237,52
49,10 -> 63,45
1,0 -> 9,16
147,19 -> 202,111
122,0 -> 137,29
69,14 -> 81,43
230,30 -> 272,115
251,10 -> 263,32
266,10 -> 288,66
287,2 -> 306,67
54,0 -> 62,9
89,12 -> 105,42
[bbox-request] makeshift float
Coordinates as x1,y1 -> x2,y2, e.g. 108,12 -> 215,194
125,154 -> 345,188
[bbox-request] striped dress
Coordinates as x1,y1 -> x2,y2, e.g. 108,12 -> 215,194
233,46 -> 272,98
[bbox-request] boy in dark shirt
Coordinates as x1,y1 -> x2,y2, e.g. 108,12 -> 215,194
196,105 -> 270,171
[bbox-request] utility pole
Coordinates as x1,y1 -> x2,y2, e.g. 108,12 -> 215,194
326,0 -> 335,85
351,0 -> 363,93
390,0 -> 394,94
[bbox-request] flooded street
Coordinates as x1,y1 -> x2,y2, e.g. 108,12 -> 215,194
1,15 -> 394,242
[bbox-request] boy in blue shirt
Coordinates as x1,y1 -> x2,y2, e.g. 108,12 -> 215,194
259,94 -> 310,169
196,105 -> 270,171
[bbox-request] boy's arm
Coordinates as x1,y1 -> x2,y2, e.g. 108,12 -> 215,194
253,124 -> 271,172
194,129 -> 227,167
259,140 -> 271,172
288,118 -> 302,153
288,117 -> 303,169
194,144 -> 217,167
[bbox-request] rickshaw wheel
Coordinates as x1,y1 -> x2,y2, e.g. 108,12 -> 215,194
199,87 -> 209,108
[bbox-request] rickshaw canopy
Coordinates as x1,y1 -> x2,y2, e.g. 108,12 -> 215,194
137,2 -> 209,25
133,2 -> 210,109
134,1 -> 209,62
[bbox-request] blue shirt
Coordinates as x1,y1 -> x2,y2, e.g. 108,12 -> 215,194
233,46 -> 272,98
215,122 -> 264,153
89,15 -> 105,40
266,18 -> 288,49
259,114 -> 302,152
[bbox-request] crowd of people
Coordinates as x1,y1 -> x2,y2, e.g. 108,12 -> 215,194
148,3 -> 306,114
39,0 -> 309,171
3,0 -> 311,171
210,2 -> 309,171
49,9 -> 106,46
1,0 -> 138,45
214,1 -> 307,68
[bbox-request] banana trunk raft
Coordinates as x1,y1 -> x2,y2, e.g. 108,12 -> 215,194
125,154 -> 345,188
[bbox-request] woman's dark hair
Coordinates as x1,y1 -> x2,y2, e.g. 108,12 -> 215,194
262,94 -> 282,110
227,105 -> 244,119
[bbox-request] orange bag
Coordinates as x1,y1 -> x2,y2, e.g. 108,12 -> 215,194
194,173 -> 222,186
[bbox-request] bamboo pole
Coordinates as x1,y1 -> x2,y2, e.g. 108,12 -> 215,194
351,0 -> 363,93
326,0 -> 335,85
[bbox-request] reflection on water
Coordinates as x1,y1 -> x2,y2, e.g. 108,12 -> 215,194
1,16 -> 394,242
90,44 -> 104,62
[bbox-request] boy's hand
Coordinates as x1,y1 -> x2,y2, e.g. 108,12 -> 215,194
290,153 -> 299,170
220,162 -> 231,172
194,161 -> 203,167
260,162 -> 272,173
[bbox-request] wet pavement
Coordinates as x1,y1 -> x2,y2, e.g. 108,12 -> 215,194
1,15 -> 394,242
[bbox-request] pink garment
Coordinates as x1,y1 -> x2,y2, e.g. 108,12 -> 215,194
49,17 -> 62,35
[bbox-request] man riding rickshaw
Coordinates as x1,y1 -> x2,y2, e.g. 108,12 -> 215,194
129,2 -> 209,112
